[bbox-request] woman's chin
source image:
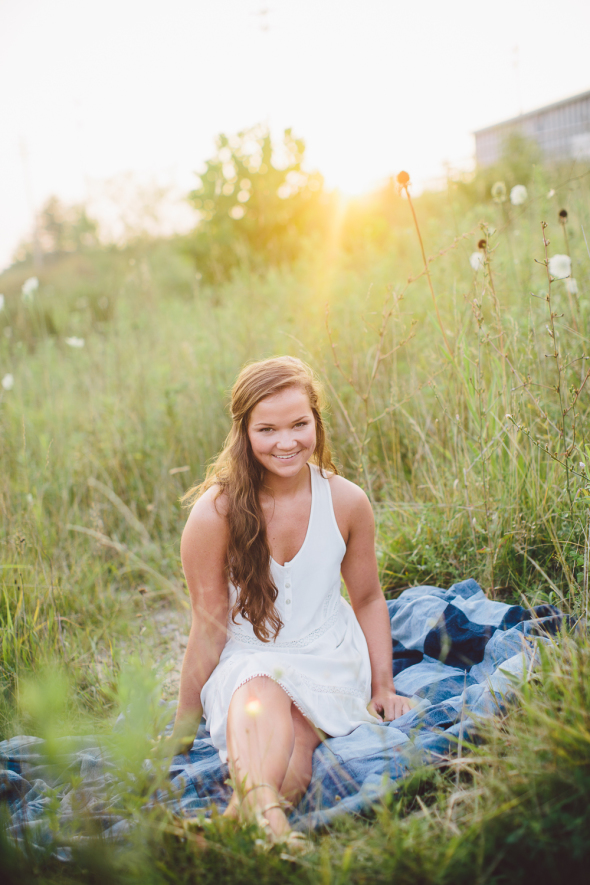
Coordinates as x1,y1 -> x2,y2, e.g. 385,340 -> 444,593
266,454 -> 308,474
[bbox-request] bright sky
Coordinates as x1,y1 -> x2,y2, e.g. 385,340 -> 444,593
2,0 -> 590,270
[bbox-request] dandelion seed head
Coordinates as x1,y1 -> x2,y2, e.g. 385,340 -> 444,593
510,185 -> 528,206
565,277 -> 579,296
65,337 -> 85,348
547,189 -> 555,198
21,277 -> 39,301
396,171 -> 410,186
470,252 -> 484,272
548,254 -> 572,280
2,373 -> 14,391
491,181 -> 507,203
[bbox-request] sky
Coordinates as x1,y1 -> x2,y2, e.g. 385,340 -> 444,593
2,0 -> 590,270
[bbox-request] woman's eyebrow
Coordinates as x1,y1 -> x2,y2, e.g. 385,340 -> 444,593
252,415 -> 310,427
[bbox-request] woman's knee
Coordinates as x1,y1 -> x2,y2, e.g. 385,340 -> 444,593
229,676 -> 292,720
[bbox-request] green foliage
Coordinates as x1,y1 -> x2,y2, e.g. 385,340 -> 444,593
1,145 -> 590,880
455,132 -> 546,207
338,178 -> 408,257
13,196 -> 100,264
184,125 -> 329,281
2,633 -> 589,883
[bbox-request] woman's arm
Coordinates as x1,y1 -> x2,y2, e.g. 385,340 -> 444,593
171,488 -> 230,751
334,479 -> 412,721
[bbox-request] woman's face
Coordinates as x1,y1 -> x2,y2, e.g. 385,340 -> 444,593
247,386 -> 317,479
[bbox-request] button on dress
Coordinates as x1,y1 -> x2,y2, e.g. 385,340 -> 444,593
200,463 -> 380,763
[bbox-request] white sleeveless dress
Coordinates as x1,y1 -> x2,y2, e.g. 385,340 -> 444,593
200,463 -> 381,763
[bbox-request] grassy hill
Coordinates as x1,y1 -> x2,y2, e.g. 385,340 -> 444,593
1,166 -> 590,882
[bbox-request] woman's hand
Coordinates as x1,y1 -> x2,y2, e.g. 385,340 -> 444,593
150,732 -> 194,760
367,686 -> 413,721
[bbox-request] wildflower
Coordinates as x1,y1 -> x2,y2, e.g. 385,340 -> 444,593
21,277 -> 39,302
491,181 -> 507,203
397,171 -> 410,186
559,209 -> 568,223
510,185 -> 528,205
548,254 -> 571,279
470,252 -> 485,271
477,239 -> 487,250
0,294 -> 4,311
1,373 -> 14,391
65,337 -> 85,348
565,278 -> 579,296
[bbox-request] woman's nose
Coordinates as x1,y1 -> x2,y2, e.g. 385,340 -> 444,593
275,432 -> 296,450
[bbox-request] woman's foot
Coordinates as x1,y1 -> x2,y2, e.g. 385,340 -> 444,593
222,790 -> 240,820
240,783 -> 291,841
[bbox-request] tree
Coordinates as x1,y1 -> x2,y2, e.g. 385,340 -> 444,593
13,196 -> 100,263
185,125 -> 328,281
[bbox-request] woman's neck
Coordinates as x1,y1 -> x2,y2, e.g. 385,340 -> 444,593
261,461 -> 311,500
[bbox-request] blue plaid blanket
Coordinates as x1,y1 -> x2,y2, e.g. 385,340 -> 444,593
1,579 -> 563,845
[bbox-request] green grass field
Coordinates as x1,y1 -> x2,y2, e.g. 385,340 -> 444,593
1,164 -> 590,882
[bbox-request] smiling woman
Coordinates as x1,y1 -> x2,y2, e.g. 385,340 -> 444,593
171,356 -> 411,845
248,388 -> 316,479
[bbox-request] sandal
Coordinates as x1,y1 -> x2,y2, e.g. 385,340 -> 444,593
256,805 -> 312,854
256,800 -> 283,832
278,830 -> 313,855
182,814 -> 213,833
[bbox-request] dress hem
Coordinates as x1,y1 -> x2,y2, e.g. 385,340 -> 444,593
232,672 -> 317,729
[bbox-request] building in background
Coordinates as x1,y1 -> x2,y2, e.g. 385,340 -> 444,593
474,89 -> 590,167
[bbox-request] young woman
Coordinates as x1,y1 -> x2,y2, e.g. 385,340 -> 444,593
172,356 -> 411,843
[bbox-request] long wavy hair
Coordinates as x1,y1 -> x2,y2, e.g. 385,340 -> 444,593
183,356 -> 338,642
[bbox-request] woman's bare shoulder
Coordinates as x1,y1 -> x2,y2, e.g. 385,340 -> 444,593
328,473 -> 371,506
327,473 -> 373,534
181,485 -> 229,556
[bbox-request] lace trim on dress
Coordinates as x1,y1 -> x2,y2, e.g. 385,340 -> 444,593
232,673 -> 313,722
227,608 -> 341,648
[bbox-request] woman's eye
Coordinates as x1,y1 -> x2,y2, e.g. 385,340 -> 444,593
295,422 -> 309,428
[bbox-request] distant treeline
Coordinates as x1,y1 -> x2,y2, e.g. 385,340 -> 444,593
13,125 -> 572,282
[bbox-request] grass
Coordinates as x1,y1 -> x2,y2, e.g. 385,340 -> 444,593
1,161 -> 590,881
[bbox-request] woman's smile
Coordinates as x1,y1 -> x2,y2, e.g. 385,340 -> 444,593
247,387 -> 317,478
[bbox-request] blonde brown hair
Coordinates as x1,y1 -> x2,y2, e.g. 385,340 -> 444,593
184,356 -> 338,642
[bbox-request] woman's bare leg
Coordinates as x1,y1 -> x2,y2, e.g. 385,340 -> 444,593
225,676 -> 295,838
279,705 -> 323,805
